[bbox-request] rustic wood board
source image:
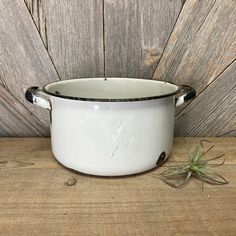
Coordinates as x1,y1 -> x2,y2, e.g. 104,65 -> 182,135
0,0 -> 59,127
24,0 -> 48,46
0,85 -> 49,137
0,137 -> 235,235
153,0 -> 236,91
25,0 -> 104,80
104,0 -> 183,78
152,0 -> 236,136
0,0 -> 235,137
175,60 -> 236,136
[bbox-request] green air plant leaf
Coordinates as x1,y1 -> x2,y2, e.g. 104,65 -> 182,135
157,144 -> 228,188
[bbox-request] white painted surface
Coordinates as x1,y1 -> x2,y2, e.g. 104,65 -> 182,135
50,95 -> 175,176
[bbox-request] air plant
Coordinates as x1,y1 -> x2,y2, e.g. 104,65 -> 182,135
157,143 -> 228,188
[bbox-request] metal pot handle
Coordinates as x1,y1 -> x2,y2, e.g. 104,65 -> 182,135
25,86 -> 51,110
175,85 -> 196,107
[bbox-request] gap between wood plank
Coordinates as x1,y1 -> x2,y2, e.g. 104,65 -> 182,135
0,83 -> 48,136
218,129 -> 236,137
102,0 -> 106,77
23,0 -> 62,81
36,0 -> 40,33
44,15 -> 48,50
151,0 -> 186,79
0,85 -> 48,136
175,57 -> 236,120
195,0 -> 216,33
153,0 -> 218,85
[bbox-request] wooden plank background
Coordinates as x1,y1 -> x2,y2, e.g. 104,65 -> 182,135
104,0 -> 182,78
0,0 -> 235,137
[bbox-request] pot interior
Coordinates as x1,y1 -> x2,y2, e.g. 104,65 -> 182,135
43,78 -> 180,101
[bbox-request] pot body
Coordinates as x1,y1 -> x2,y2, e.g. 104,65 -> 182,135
50,96 -> 175,176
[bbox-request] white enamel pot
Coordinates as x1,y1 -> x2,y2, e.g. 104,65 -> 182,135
25,78 -> 196,176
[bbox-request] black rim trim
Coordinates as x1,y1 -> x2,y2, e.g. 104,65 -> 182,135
42,78 -> 182,102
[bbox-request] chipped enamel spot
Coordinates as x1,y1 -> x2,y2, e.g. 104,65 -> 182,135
156,151 -> 166,166
175,96 -> 185,107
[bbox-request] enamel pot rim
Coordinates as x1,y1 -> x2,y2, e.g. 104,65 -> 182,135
42,77 -> 182,102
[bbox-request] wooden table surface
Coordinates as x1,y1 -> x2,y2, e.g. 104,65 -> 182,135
0,137 -> 235,235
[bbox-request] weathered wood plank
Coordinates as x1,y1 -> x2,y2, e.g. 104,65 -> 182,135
0,219 -> 236,236
24,0 -> 39,29
24,0 -> 47,46
220,129 -> 236,137
27,0 -> 104,79
104,0 -> 183,78
0,137 -> 235,235
0,86 -> 49,137
0,0 -> 59,127
153,0 -> 236,93
175,60 -> 236,136
2,0 -> 235,137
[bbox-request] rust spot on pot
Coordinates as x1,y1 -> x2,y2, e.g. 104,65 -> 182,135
156,151 -> 166,166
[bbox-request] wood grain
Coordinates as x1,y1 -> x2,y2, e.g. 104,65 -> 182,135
0,137 -> 235,235
0,0 -> 59,127
26,0 -> 105,80
104,0 -> 182,78
0,0 -> 235,137
0,86 -> 49,137
175,60 -> 236,136
153,0 -> 236,93
24,0 -> 48,46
